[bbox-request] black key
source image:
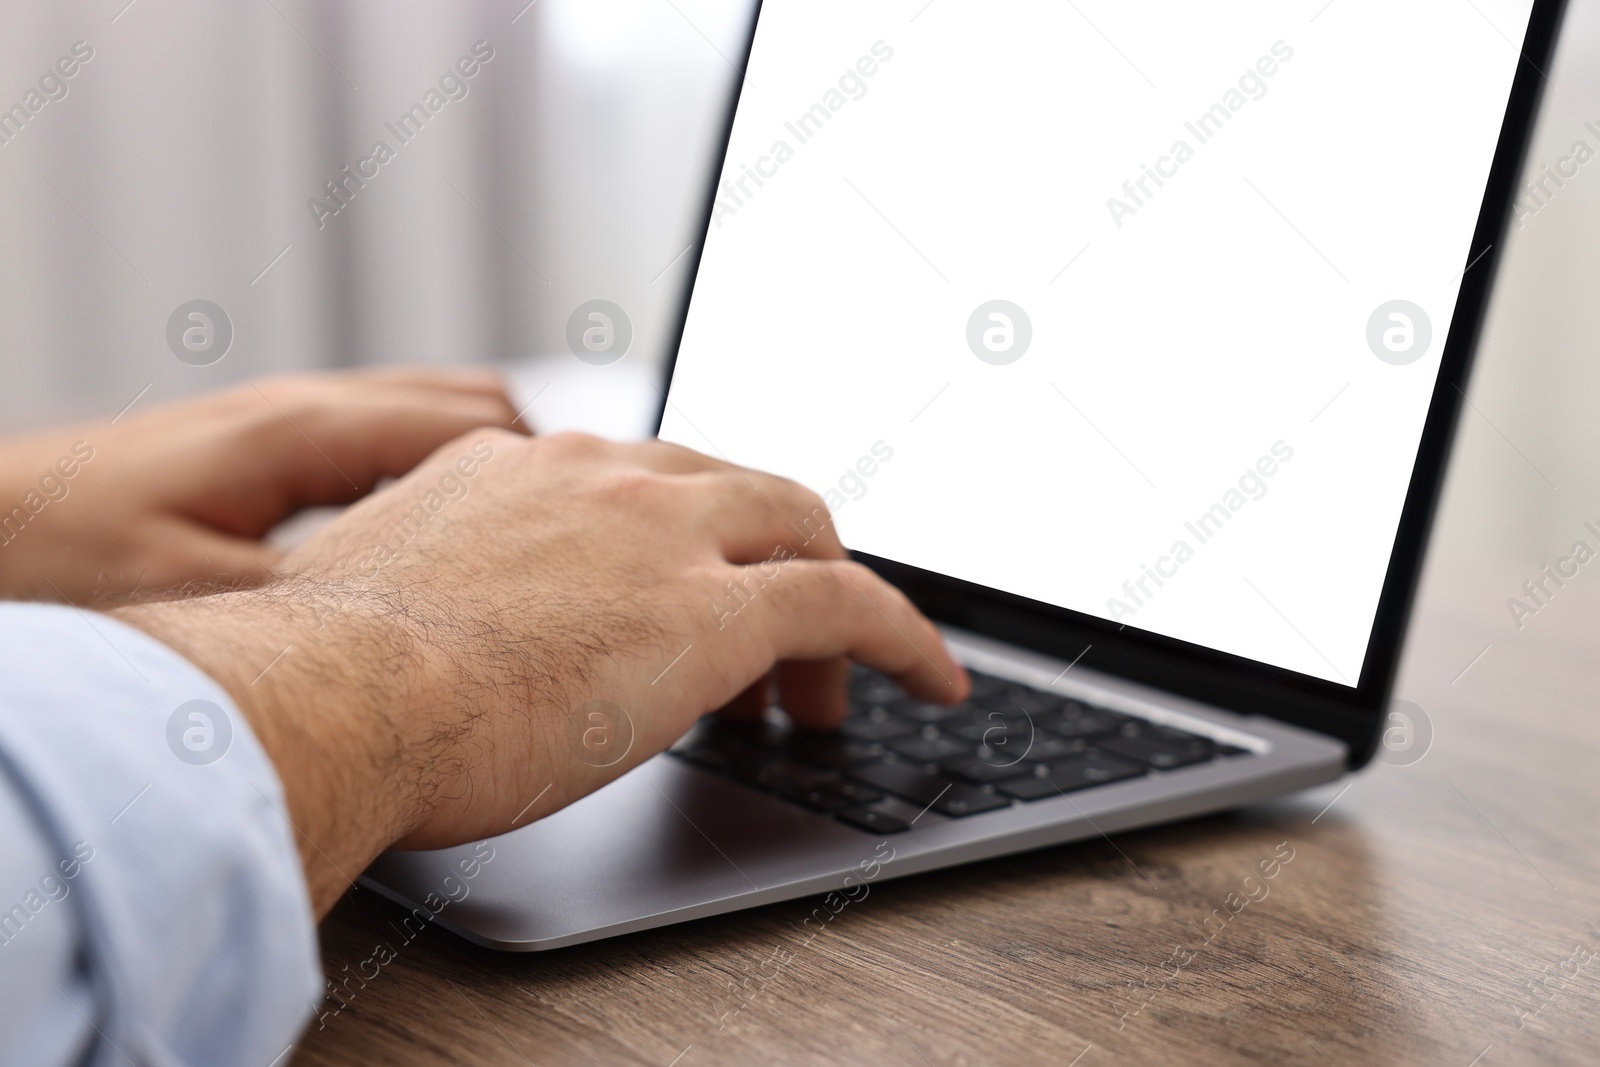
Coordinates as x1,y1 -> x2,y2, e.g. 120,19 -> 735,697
786,735 -> 885,769
1109,719 -> 1196,741
1103,719 -> 1206,746
947,714 -> 1032,744
998,755 -> 1145,800
781,779 -> 884,812
1041,708 -> 1128,738
941,755 -> 1036,783
948,719 -> 1069,767
685,718 -> 789,756
930,708 -> 984,737
730,757 -> 828,792
1151,724 -> 1215,748
998,775 -> 1065,802
965,671 -> 1012,701
1095,734 -> 1213,769
845,699 -> 887,719
996,687 -> 1066,717
1096,722 -> 1214,766
887,727 -> 969,763
1047,754 -> 1144,789
892,697 -> 969,725
974,740 -> 1044,767
1016,734 -> 1092,762
1215,743 -> 1251,758
840,706 -> 916,741
848,760 -> 1005,817
933,789 -> 1013,817
850,669 -> 902,706
848,761 -> 961,806
835,806 -> 911,834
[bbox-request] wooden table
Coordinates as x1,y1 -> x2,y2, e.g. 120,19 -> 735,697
295,550 -> 1600,1066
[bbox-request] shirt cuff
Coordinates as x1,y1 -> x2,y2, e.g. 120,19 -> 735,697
0,603 -> 322,1065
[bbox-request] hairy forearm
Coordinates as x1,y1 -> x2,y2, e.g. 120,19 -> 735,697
112,581 -> 425,916
102,430 -> 970,925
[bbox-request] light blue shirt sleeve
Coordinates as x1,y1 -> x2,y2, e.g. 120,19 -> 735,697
0,604 -> 322,1067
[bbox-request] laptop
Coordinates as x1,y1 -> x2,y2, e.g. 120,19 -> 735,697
366,0 -> 1565,950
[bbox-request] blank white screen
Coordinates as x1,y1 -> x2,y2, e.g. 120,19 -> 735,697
661,0 -> 1534,685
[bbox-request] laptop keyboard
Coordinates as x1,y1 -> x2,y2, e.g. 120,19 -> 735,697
667,665 -> 1252,834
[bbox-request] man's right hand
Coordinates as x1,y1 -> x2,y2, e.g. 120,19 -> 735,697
114,431 -> 968,916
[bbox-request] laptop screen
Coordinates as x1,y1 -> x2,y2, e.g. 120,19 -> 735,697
660,0 -> 1536,687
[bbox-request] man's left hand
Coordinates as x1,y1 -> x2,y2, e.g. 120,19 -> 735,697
0,367 -> 523,602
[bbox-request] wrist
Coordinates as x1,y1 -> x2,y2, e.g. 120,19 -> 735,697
111,578 -> 429,916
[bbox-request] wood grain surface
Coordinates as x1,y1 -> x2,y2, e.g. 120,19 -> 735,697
293,550 -> 1600,1066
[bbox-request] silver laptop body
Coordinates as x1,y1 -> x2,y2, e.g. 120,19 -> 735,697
365,0 -> 1564,949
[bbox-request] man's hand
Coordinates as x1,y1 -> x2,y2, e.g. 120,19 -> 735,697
0,368 -> 521,603
113,431 -> 968,916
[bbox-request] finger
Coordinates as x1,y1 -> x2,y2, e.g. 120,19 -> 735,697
686,469 -> 846,565
146,520 -> 284,588
269,385 -> 515,480
299,368 -> 536,433
614,440 -> 847,563
774,657 -> 851,729
183,389 -> 521,536
746,560 -> 969,707
377,381 -> 536,435
241,367 -> 524,426
342,365 -> 515,400
718,675 -> 770,720
626,438 -> 742,475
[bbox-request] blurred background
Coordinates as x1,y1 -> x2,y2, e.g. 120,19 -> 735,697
0,0 -> 1596,573
0,0 -> 755,436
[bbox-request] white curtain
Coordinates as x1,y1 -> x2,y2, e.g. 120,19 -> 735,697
0,0 -> 753,427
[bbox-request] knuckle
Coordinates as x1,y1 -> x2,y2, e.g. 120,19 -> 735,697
431,422 -> 509,453
841,559 -> 877,583
758,479 -> 830,545
789,480 -> 830,515
831,560 -> 877,596
598,468 -> 667,504
471,425 -> 523,447
758,471 -> 824,513
706,468 -> 749,498
543,430 -> 606,455
646,438 -> 696,461
460,425 -> 524,456
786,486 -> 830,528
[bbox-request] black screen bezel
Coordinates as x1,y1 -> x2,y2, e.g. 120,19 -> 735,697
655,0 -> 1567,768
